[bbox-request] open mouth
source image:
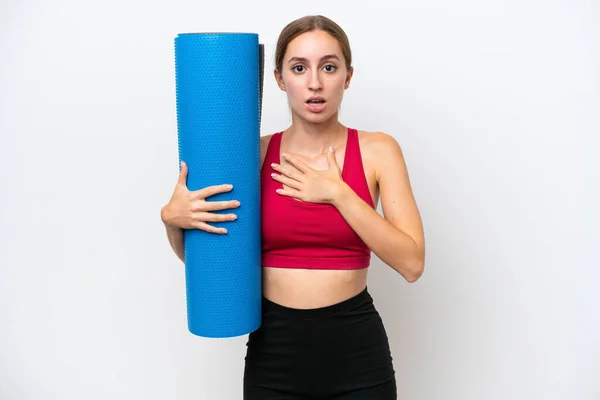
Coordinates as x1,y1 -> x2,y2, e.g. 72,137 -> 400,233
305,97 -> 326,112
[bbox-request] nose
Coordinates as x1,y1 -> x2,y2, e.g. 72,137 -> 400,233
308,69 -> 322,91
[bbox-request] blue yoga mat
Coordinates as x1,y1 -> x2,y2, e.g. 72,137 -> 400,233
174,32 -> 264,338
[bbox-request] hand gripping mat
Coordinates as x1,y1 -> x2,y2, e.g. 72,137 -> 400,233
174,33 -> 264,338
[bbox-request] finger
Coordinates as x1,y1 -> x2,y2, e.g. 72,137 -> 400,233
193,184 -> 233,199
272,164 -> 303,183
281,153 -> 311,173
275,187 -> 301,200
271,173 -> 302,190
194,221 -> 228,234
178,161 -> 188,185
193,199 -> 240,212
195,211 -> 237,223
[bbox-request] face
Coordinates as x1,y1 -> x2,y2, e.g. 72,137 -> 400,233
275,30 -> 353,123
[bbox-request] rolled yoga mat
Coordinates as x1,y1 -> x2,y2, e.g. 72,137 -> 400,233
174,33 -> 264,338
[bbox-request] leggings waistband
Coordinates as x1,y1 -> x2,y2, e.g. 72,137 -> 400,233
261,286 -> 372,319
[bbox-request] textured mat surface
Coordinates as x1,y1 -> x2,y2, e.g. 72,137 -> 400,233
174,33 -> 263,338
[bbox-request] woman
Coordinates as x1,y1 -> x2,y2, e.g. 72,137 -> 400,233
161,15 -> 425,399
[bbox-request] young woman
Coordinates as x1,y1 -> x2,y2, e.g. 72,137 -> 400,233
161,15 -> 425,399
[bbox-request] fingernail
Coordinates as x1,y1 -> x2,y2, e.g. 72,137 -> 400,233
329,146 -> 334,153
227,184 -> 233,189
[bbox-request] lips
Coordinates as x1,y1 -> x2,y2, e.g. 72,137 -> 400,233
306,98 -> 326,113
306,96 -> 326,104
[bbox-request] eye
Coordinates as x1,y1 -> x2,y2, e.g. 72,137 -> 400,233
324,64 -> 337,72
292,65 -> 305,73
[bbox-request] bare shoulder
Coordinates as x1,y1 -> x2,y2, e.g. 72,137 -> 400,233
356,130 -> 405,181
356,129 -> 395,145
260,133 -> 274,169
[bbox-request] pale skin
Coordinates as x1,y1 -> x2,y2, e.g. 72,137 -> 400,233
261,131 -> 425,308
161,29 -> 425,309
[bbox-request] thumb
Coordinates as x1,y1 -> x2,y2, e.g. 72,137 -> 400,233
178,161 -> 188,185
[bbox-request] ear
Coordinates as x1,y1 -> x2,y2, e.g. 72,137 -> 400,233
274,69 -> 286,91
344,66 -> 354,90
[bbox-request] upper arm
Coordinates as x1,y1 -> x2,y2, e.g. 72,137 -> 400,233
374,132 -> 425,260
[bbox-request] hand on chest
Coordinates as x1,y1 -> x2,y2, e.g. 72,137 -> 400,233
277,150 -> 345,192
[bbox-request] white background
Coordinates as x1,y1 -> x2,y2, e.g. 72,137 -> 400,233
1,0 -> 598,399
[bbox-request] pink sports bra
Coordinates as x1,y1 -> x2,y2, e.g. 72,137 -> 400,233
261,127 -> 375,270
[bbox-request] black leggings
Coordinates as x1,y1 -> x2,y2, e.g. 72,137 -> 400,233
243,287 -> 397,399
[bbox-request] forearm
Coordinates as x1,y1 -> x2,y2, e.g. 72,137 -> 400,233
331,183 -> 424,282
165,224 -> 185,263
161,207 -> 185,263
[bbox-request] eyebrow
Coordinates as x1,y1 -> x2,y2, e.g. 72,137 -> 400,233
287,54 -> 340,64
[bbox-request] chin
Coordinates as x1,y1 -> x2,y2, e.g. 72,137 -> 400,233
304,114 -> 333,125
304,109 -> 338,123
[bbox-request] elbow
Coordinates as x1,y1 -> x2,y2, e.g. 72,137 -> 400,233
404,259 -> 425,283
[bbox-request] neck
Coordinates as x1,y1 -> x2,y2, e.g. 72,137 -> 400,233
284,112 -> 347,156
